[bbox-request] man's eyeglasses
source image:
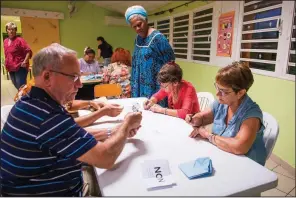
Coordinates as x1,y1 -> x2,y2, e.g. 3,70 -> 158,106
214,83 -> 234,96
49,70 -> 80,82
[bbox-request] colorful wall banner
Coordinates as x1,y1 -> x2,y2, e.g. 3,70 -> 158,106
216,11 -> 235,57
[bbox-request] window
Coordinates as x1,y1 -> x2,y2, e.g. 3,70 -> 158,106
156,18 -> 170,40
286,5 -> 296,76
148,21 -> 155,28
172,14 -> 189,59
191,7 -> 213,62
239,1 -> 283,72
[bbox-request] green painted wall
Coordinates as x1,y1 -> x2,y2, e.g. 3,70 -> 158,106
154,1 -> 295,167
1,1 -> 135,58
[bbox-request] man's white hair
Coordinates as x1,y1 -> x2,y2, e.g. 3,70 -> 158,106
32,43 -> 77,77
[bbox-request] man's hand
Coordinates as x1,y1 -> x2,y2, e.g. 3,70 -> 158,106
90,100 -> 106,110
124,112 -> 142,138
103,104 -> 124,117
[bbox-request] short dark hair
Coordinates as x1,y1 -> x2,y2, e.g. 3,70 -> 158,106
84,47 -> 95,55
216,61 -> 254,92
157,61 -> 183,83
96,36 -> 105,42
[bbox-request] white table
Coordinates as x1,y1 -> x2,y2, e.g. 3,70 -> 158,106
79,98 -> 278,196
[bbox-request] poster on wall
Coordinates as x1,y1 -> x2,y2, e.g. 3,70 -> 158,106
216,11 -> 235,57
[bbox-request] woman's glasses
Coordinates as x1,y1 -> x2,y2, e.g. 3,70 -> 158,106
214,83 -> 234,96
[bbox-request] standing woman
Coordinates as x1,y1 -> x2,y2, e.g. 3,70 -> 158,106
3,22 -> 32,90
96,36 -> 113,67
125,5 -> 175,106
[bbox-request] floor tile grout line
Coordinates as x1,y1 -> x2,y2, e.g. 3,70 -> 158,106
287,187 -> 295,196
273,170 -> 296,180
276,187 -> 292,195
271,165 -> 280,171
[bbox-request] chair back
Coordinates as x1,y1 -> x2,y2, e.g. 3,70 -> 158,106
197,92 -> 215,111
1,105 -> 13,130
94,84 -> 122,98
262,112 -> 279,160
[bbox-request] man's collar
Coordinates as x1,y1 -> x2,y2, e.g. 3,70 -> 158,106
29,86 -> 62,108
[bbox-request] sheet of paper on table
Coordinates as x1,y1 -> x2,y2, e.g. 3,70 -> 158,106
141,159 -> 176,190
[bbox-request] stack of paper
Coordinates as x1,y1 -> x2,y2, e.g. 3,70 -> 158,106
81,74 -> 102,81
141,159 -> 176,190
179,157 -> 213,179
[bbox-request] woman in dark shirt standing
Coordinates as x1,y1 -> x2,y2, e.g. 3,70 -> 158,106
97,36 -> 113,67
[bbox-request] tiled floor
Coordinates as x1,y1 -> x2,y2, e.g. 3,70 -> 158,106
1,78 -> 295,197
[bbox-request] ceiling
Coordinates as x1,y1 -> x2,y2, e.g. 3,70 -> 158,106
88,1 -> 175,15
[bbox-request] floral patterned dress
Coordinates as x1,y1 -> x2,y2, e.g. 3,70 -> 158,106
103,62 -> 131,98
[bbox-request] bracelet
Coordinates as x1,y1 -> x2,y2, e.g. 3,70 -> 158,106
107,128 -> 112,138
208,133 -> 215,144
213,134 -> 217,145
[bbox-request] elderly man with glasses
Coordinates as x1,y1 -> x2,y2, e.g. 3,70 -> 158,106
0,43 -> 142,196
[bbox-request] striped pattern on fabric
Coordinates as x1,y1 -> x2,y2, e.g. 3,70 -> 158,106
0,86 -> 97,196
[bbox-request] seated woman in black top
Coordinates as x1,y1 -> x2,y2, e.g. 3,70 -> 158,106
97,36 -> 113,67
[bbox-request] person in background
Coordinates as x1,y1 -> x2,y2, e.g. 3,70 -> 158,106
79,47 -> 101,76
3,22 -> 32,90
103,47 -> 132,98
1,43 -> 142,196
97,36 -> 113,67
125,5 -> 175,107
186,61 -> 267,166
144,62 -> 200,120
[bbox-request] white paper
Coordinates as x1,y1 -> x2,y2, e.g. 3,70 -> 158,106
141,159 -> 176,190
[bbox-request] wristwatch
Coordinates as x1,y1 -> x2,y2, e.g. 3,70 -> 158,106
107,128 -> 112,138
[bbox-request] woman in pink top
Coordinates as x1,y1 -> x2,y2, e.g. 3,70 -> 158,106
143,62 -> 200,119
3,22 -> 32,90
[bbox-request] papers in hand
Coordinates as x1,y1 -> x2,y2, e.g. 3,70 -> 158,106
81,74 -> 102,81
141,159 -> 176,190
179,157 -> 213,179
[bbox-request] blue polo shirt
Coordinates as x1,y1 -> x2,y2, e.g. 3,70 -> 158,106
0,86 -> 97,196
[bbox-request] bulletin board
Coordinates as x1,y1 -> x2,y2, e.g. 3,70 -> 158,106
216,11 -> 235,57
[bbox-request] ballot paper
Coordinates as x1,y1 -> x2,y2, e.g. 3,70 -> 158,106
132,102 -> 141,112
141,159 -> 176,190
